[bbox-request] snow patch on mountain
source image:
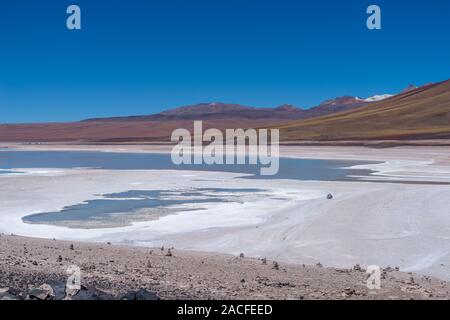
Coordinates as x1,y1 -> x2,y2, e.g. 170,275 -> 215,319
363,94 -> 394,102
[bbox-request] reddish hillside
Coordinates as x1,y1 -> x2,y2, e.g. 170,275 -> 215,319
0,99 -> 374,142
277,79 -> 450,141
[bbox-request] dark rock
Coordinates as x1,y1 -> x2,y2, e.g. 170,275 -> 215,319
70,285 -> 115,300
119,289 -> 159,300
46,281 -> 67,300
273,282 -> 295,288
272,261 -> 280,270
5,287 -> 23,297
28,284 -> 55,300
0,288 -> 19,300
343,287 -> 356,296
353,264 -> 363,272
327,193 -> 333,200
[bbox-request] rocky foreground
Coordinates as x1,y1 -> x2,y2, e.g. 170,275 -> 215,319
1,234 -> 450,300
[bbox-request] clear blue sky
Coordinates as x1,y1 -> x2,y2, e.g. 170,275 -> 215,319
0,0 -> 449,123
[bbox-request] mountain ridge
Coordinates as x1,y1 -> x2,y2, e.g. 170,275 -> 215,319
81,91 -> 393,123
277,80 -> 450,141
0,81 -> 445,143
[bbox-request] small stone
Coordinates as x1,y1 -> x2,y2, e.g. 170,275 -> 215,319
344,287 -> 356,296
272,261 -> 280,270
120,289 -> 159,301
353,264 -> 363,272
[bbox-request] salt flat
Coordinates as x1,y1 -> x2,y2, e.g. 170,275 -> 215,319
0,144 -> 449,282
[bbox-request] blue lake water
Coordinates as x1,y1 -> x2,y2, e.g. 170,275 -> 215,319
22,188 -> 268,228
0,170 -> 17,174
0,150 -> 379,228
0,150 -> 377,181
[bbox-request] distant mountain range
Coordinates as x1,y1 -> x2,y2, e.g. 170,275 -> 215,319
82,93 -> 392,123
0,81 -> 448,143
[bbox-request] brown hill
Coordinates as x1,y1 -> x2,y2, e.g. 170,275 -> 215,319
277,79 -> 450,141
308,96 -> 368,115
81,99 -> 373,123
82,102 -> 310,122
0,119 -> 279,143
0,99 -> 373,143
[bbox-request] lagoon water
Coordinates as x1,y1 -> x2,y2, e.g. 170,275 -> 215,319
22,188 -> 269,228
0,150 -> 377,229
0,150 -> 376,181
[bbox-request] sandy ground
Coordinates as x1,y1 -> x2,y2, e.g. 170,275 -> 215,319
1,143 -> 450,296
1,234 -> 450,300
